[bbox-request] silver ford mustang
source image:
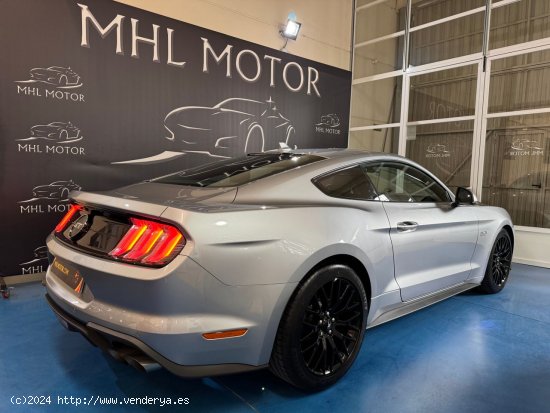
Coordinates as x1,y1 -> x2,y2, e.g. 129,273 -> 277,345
45,149 -> 514,390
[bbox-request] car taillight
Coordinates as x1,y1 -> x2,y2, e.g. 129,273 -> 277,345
55,204 -> 83,233
109,217 -> 185,266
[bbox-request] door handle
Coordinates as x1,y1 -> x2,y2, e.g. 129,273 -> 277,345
396,221 -> 418,232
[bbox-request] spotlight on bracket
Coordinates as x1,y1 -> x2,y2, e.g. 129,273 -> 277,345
281,19 -> 301,40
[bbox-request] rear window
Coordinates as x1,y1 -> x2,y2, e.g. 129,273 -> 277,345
154,153 -> 323,187
314,165 -> 377,201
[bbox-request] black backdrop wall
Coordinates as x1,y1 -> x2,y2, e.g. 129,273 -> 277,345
0,0 -> 351,277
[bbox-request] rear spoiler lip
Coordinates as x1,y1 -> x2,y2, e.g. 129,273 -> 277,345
71,191 -> 169,218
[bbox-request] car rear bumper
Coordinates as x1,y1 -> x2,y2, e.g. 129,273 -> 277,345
45,235 -> 295,371
45,293 -> 265,377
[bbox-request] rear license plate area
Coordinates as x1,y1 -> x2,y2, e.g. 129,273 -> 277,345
51,257 -> 85,295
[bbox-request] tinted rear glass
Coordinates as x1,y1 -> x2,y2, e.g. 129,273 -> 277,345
314,165 -> 377,200
154,153 -> 323,187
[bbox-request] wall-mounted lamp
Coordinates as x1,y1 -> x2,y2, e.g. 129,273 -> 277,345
280,13 -> 301,52
281,19 -> 301,40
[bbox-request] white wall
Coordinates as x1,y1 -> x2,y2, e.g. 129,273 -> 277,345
513,228 -> 550,269
115,0 -> 353,70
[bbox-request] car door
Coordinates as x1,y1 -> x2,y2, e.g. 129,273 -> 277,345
365,161 -> 478,302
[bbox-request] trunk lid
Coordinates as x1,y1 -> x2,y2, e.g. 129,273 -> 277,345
72,182 -> 238,216
53,183 -> 237,262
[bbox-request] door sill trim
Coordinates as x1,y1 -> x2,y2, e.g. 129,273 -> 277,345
367,282 -> 478,329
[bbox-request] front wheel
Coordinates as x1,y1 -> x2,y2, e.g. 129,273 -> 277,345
478,229 -> 513,294
270,264 -> 368,390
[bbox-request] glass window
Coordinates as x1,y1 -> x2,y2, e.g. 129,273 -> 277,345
410,0 -> 486,27
490,0 -> 550,50
489,49 -> 550,114
365,162 -> 451,202
314,166 -> 377,201
349,127 -> 399,153
351,77 -> 402,128
355,0 -> 407,43
409,13 -> 484,67
483,113 -> 550,228
154,153 -> 323,187
408,64 -> 477,121
405,120 -> 474,193
354,36 -> 405,79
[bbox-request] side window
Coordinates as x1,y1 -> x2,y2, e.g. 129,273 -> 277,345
314,165 -> 377,201
365,162 -> 450,203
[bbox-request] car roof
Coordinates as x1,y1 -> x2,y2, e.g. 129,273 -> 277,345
233,149 -> 455,204
264,148 -> 404,162
240,148 -> 408,188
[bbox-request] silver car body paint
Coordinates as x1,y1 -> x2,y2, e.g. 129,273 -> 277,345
45,149 -> 513,371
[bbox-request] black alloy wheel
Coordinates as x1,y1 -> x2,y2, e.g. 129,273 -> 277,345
491,234 -> 512,286
270,264 -> 367,390
300,277 -> 363,376
479,229 -> 513,294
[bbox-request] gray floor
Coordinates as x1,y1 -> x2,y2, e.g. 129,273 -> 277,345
1,263 -> 549,412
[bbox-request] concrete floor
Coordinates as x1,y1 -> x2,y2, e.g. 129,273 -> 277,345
1,263 -> 549,413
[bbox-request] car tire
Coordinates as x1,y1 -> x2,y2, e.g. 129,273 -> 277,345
270,264 -> 368,390
478,229 -> 513,294
59,130 -> 68,140
60,188 -> 69,200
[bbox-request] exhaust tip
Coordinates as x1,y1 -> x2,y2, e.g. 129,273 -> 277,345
105,347 -> 161,373
107,348 -> 125,362
124,354 -> 161,373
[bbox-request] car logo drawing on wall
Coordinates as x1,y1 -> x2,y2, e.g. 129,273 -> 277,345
32,180 -> 81,200
114,97 -> 297,165
511,138 -> 543,151
19,245 -> 48,266
33,246 -> 48,260
19,180 -> 81,203
17,122 -> 83,143
164,97 -> 295,157
316,113 -> 340,128
16,66 -> 82,89
30,66 -> 80,86
426,144 -> 450,154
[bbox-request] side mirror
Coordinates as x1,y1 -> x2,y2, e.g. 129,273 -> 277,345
452,187 -> 475,207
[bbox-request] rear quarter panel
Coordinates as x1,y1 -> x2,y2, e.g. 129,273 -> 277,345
160,200 -> 398,365
161,203 -> 397,298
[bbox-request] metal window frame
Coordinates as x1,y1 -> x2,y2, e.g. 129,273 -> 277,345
355,31 -> 405,48
356,0 -> 392,13
474,42 -> 550,204
350,123 -> 400,131
401,59 -> 483,176
350,0 -> 550,234
409,6 -> 486,33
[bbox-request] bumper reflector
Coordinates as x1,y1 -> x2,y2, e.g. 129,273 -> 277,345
202,329 -> 248,340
